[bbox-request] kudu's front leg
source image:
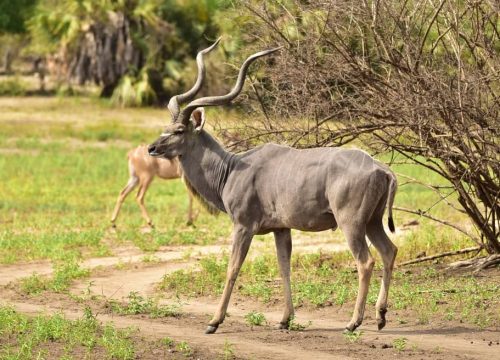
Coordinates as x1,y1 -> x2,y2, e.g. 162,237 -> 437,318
206,226 -> 253,334
186,191 -> 194,226
274,229 -> 294,329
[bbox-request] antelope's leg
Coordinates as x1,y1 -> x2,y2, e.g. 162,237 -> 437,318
274,229 -> 294,329
367,221 -> 397,330
186,190 -> 194,225
206,226 -> 253,334
343,225 -> 374,332
111,176 -> 139,225
136,177 -> 153,226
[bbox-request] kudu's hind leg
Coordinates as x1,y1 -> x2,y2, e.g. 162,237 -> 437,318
367,221 -> 397,330
136,177 -> 154,227
342,224 -> 375,332
206,226 -> 253,334
274,229 -> 294,329
111,175 -> 139,226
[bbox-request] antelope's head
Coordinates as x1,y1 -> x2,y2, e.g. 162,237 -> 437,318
148,38 -> 280,159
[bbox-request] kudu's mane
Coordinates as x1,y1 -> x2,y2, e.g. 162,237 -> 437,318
181,173 -> 220,216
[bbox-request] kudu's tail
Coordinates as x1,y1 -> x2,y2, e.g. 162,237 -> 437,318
386,172 -> 397,233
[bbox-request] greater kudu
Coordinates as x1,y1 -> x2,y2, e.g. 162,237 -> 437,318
148,39 -> 398,334
110,145 -> 194,227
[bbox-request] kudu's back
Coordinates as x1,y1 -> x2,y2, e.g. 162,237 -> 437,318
223,144 -> 396,233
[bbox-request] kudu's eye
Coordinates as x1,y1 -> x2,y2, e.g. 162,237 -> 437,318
174,129 -> 185,135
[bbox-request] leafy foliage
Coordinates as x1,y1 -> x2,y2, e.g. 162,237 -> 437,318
24,0 -> 234,102
0,0 -> 37,34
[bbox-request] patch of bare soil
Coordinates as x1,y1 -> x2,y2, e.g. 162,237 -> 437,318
72,261 -> 193,299
0,261 -> 53,286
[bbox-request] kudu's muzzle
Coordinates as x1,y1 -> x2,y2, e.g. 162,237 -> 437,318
148,143 -> 160,157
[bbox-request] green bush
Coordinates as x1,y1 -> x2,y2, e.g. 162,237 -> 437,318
0,77 -> 27,96
111,71 -> 157,107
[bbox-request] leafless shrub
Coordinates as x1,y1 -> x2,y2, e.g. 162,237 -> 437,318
227,0 -> 499,253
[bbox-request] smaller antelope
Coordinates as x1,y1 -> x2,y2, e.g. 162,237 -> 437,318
111,145 -> 194,227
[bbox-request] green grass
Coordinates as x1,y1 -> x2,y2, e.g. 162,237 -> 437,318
244,311 -> 266,326
221,340 -> 236,360
176,341 -> 193,357
287,316 -> 312,331
393,337 -> 408,351
343,330 -> 363,343
0,97 -> 231,264
0,306 -> 134,360
0,306 -> 206,359
108,291 -> 182,318
160,255 -> 229,296
20,260 -> 90,294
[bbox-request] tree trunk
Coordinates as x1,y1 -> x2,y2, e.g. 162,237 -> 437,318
100,82 -> 117,98
2,48 -> 13,74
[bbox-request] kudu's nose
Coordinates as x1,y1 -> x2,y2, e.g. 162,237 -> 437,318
148,145 -> 157,155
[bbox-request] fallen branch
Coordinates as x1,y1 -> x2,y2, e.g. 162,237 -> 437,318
449,254 -> 500,273
417,289 -> 457,294
417,285 -> 499,294
398,246 -> 482,266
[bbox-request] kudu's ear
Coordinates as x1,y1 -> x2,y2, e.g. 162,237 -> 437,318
191,108 -> 206,133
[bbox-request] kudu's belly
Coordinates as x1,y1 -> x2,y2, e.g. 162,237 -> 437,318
258,200 -> 337,233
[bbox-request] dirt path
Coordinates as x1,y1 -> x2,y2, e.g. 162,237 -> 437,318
6,301 -> 350,360
0,244 -> 223,286
1,237 -> 348,287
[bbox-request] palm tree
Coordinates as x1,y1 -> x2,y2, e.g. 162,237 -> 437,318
28,0 -> 229,103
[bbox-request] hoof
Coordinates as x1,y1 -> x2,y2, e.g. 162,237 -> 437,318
345,322 -> 360,332
377,308 -> 387,330
277,322 -> 289,330
205,325 -> 218,334
110,222 -> 116,229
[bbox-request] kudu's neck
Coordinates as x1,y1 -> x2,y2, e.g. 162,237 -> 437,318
179,131 -> 237,213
